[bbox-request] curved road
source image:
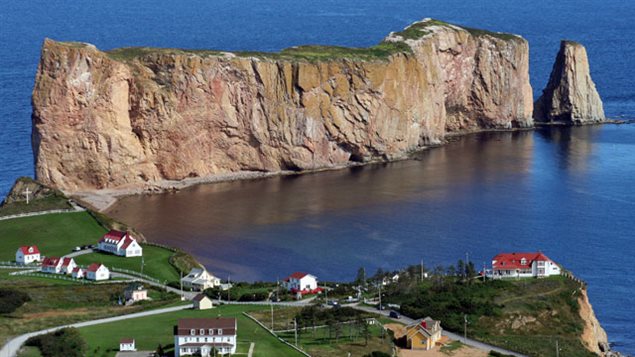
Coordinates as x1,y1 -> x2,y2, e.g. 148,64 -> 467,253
0,304 -> 192,357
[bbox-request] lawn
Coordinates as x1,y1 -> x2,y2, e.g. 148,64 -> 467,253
277,322 -> 393,357
74,245 -> 181,283
0,212 -> 106,261
79,304 -> 304,357
0,270 -> 180,345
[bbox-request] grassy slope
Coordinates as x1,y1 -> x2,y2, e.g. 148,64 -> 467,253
74,245 -> 180,283
0,212 -> 106,261
0,270 -> 180,345
79,304 -> 304,357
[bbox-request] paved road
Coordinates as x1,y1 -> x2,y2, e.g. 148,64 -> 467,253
110,272 -> 198,300
351,304 -> 528,357
63,248 -> 94,258
0,304 -> 192,357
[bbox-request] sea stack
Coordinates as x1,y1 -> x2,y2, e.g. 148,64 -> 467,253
534,40 -> 605,124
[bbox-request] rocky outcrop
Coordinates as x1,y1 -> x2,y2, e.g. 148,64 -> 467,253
1,177 -> 61,205
32,19 -> 533,192
534,40 -> 605,124
578,288 -> 610,356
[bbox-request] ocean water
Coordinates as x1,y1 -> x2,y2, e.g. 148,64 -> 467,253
1,0 -> 634,352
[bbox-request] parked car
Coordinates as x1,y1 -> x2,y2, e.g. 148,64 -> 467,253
377,304 -> 386,311
389,310 -> 401,319
72,246 -> 81,252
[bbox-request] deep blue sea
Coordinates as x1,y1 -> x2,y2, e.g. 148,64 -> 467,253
1,0 -> 634,353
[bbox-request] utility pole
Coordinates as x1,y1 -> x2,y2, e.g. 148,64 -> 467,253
180,271 -> 183,296
270,301 -> 274,330
293,318 -> 298,346
420,259 -> 424,282
227,274 -> 231,303
141,256 -> 144,276
378,283 -> 382,311
324,282 -> 328,304
556,340 -> 559,357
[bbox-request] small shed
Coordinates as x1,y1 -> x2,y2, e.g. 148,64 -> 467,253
124,282 -> 148,302
193,293 -> 213,310
119,338 -> 136,352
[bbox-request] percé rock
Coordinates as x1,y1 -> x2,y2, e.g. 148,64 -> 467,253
534,40 -> 605,124
32,19 -> 533,192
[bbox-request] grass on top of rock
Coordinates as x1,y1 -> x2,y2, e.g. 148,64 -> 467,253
0,177 -> 71,217
106,40 -> 412,63
393,18 -> 521,42
366,260 -> 596,357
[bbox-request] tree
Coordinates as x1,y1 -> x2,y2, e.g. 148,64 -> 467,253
361,320 -> 371,346
355,267 -> 367,287
466,262 -> 477,281
456,259 -> 466,279
155,344 -> 165,357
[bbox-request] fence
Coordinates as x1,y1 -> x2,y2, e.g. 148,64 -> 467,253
562,271 -> 586,287
110,267 -> 162,284
242,312 -> 312,357
16,271 -> 93,284
0,261 -> 36,269
0,208 -> 77,221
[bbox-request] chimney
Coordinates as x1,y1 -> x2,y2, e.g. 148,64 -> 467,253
420,321 -> 427,329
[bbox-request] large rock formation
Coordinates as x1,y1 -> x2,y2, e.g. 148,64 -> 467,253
32,19 -> 533,192
534,40 -> 605,124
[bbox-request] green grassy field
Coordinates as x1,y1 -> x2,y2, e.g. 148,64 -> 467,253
0,212 -> 106,261
74,245 -> 181,283
79,304 -> 304,357
16,346 -> 43,357
0,270 -> 180,345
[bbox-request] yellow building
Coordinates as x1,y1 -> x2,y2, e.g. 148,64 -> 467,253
405,317 -> 442,350
192,293 -> 214,310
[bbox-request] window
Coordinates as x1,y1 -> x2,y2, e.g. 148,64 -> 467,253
209,329 -> 214,335
200,328 -> 205,335
190,329 -> 195,336
218,329 -> 222,335
520,258 -> 526,265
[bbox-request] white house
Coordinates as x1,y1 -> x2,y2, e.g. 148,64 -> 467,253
97,230 -> 143,257
71,267 -> 84,279
59,257 -> 76,274
490,252 -> 561,279
15,246 -> 40,264
119,338 -> 136,352
41,257 -> 62,274
193,294 -> 214,310
86,263 -> 110,281
174,318 -> 237,356
124,283 -> 148,303
181,268 -> 221,291
283,272 -> 319,293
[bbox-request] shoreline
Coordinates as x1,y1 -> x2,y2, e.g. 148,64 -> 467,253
71,121 -> 630,212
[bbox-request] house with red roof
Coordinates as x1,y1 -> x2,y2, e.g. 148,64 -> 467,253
86,263 -> 110,281
490,252 -> 561,279
41,257 -> 62,274
119,338 -> 136,352
72,267 -> 84,279
282,272 -> 320,294
97,230 -> 143,257
403,317 -> 442,350
15,246 -> 40,264
59,257 -> 77,274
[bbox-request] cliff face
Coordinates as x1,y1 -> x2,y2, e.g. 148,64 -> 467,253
579,289 -> 610,355
534,40 -> 605,124
32,19 -> 533,192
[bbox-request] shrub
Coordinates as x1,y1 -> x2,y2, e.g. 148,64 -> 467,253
26,328 -> 86,357
364,352 -> 391,357
0,288 -> 30,314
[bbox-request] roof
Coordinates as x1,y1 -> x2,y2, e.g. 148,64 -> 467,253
72,267 -> 83,273
41,257 -> 60,267
179,342 -> 234,347
99,230 -> 128,244
18,246 -> 40,255
60,257 -> 74,267
406,317 -> 441,338
120,338 -> 135,344
193,293 -> 211,302
175,318 -> 236,336
86,263 -> 105,272
120,236 -> 136,250
492,252 -> 556,270
285,272 -> 315,281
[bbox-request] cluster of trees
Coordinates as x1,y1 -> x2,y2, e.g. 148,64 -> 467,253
295,306 -> 374,344
26,328 -> 86,357
0,288 -> 30,314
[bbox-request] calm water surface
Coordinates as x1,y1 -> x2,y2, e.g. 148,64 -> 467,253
1,0 -> 634,352
109,125 -> 635,351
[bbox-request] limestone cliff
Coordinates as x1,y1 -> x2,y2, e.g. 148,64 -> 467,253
534,40 -> 605,124
32,19 -> 533,192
